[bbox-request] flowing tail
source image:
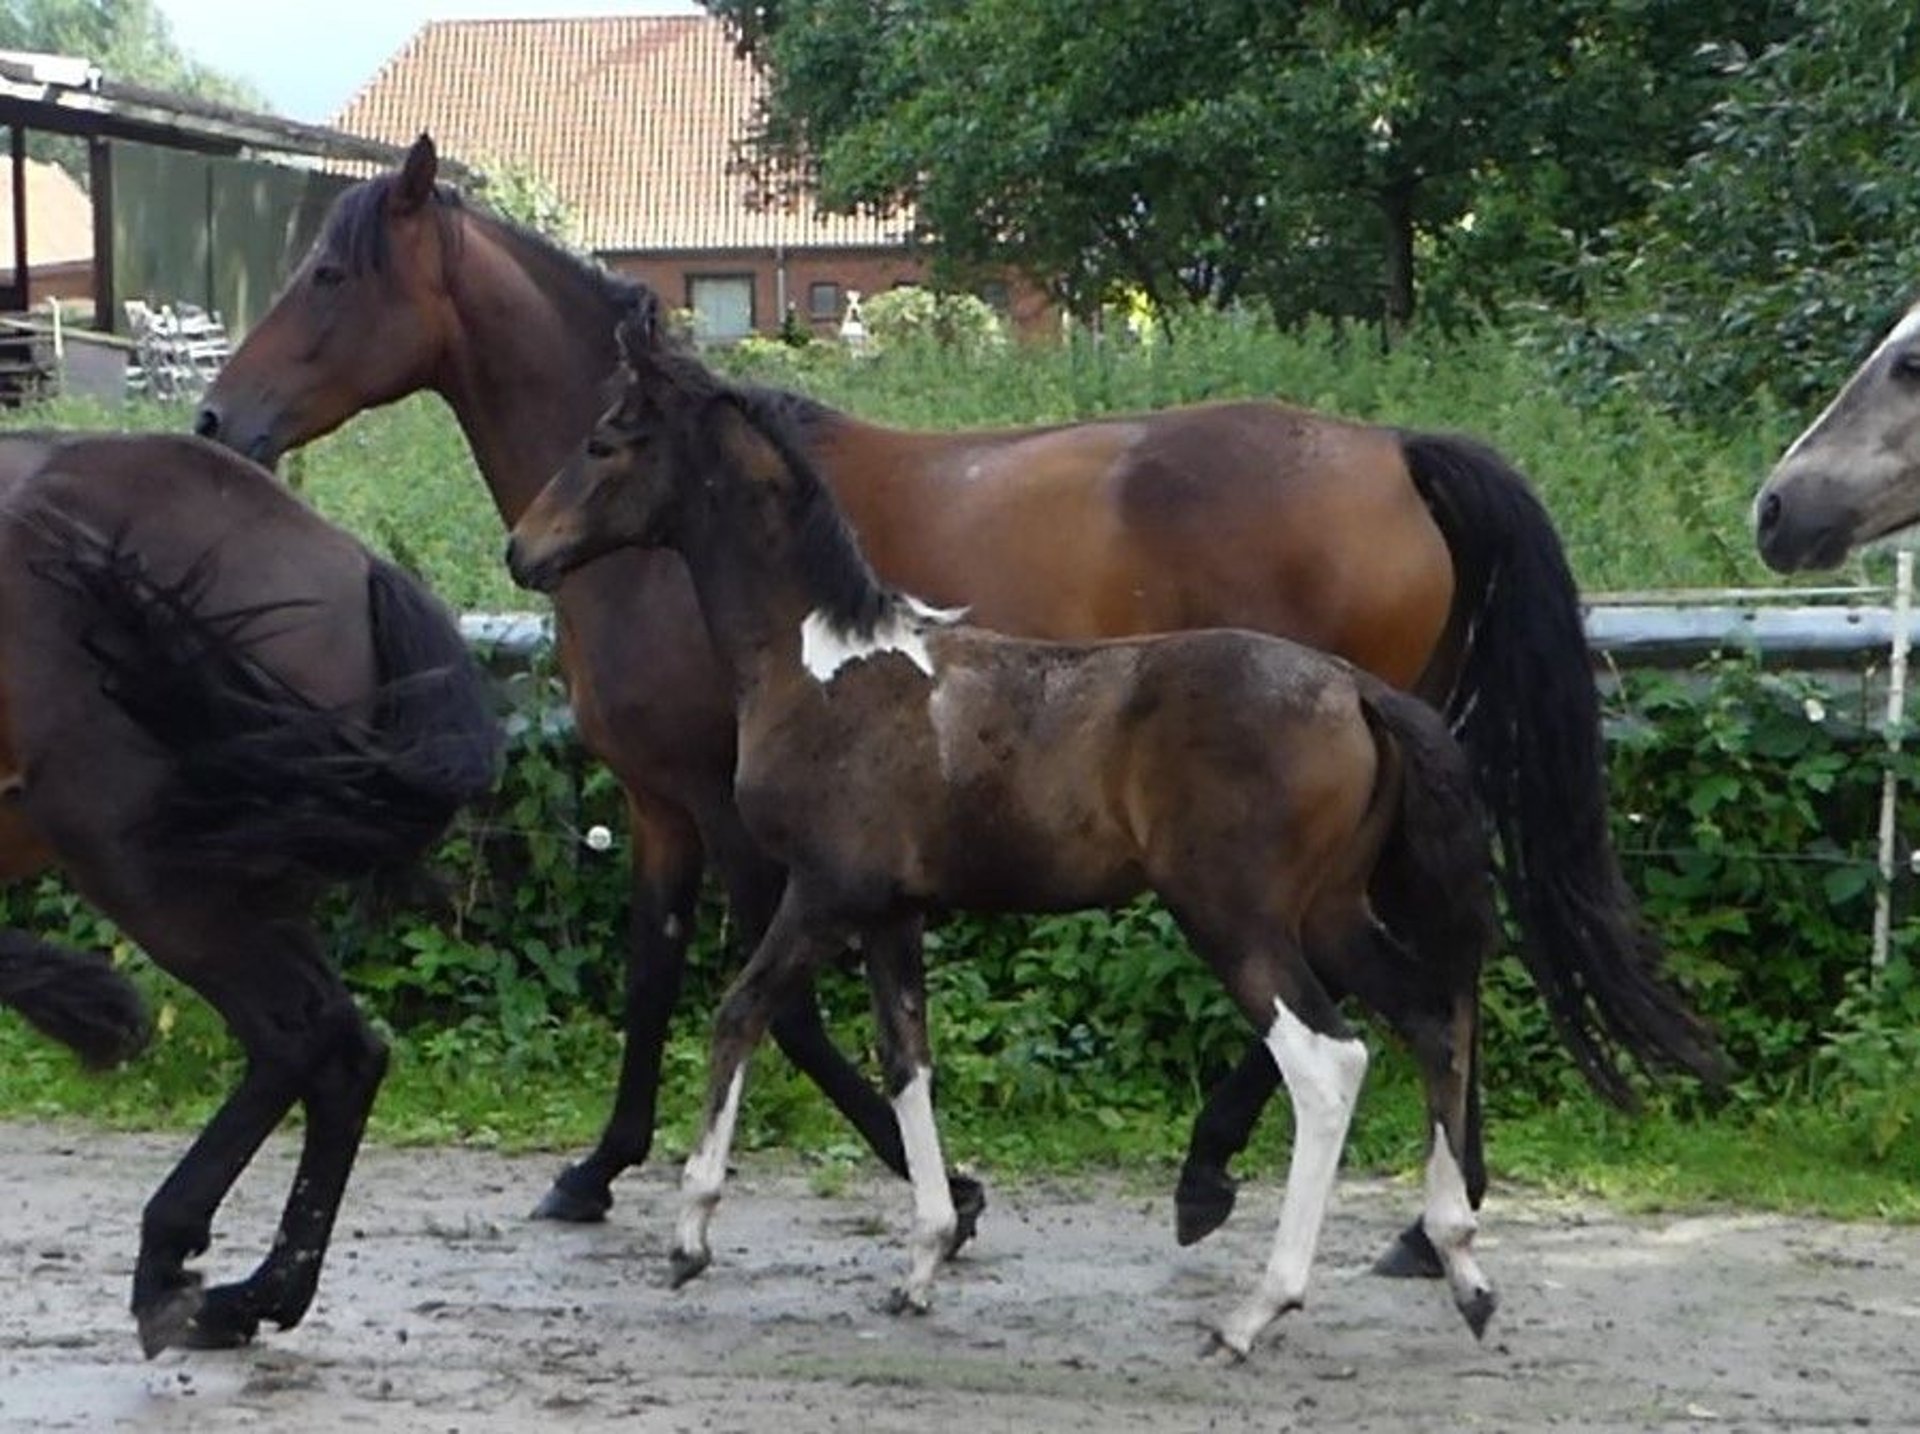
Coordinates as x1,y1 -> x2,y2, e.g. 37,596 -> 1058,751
1400,430 -> 1726,1105
0,929 -> 151,1067
42,524 -> 502,883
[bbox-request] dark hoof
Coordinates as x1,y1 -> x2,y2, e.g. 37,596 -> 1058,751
1174,1164 -> 1237,1247
1200,1327 -> 1249,1365
530,1164 -> 613,1223
945,1173 -> 987,1257
1371,1220 -> 1445,1279
135,1278 -> 205,1360
883,1284 -> 931,1317
183,1282 -> 266,1349
668,1246 -> 710,1290
1459,1285 -> 1498,1340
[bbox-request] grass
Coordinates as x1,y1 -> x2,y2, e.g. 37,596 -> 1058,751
4,961 -> 1914,1223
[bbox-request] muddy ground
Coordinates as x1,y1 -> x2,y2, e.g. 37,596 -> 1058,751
1,1120 -> 1915,1432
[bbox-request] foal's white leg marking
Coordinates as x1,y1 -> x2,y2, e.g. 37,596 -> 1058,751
674,1064 -> 746,1272
1214,998 -> 1368,1357
1423,1122 -> 1496,1331
891,1066 -> 958,1312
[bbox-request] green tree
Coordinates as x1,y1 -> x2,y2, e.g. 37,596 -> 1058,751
0,0 -> 264,108
1562,0 -> 1920,419
709,0 -> 1789,334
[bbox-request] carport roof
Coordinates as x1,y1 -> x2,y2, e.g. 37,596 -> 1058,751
0,49 -> 463,174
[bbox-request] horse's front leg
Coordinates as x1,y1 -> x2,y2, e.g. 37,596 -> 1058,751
534,791 -> 703,1222
862,916 -> 955,1313
670,885 -> 841,1288
707,816 -> 987,1252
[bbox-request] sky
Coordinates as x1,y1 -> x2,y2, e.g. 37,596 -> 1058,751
153,1 -> 700,122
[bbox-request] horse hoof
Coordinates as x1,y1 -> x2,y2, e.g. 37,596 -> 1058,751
183,1282 -> 264,1349
135,1281 -> 205,1360
884,1284 -> 932,1317
530,1164 -> 613,1223
1200,1327 -> 1250,1366
668,1246 -> 710,1290
1174,1164 -> 1237,1247
945,1173 -> 987,1257
1458,1285 -> 1498,1340
1371,1220 -> 1445,1279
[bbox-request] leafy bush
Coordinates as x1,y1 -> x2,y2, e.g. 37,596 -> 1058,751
857,286 -> 1007,356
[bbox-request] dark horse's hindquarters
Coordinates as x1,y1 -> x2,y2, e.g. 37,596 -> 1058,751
198,134 -> 1720,1248
0,433 -> 500,1356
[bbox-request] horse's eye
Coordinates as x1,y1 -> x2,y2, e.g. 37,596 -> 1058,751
312,263 -> 346,290
1890,347 -> 1920,382
585,437 -> 615,460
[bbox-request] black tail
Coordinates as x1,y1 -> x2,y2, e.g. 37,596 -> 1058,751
0,929 -> 151,1067
46,526 -> 502,883
1361,684 -> 1500,981
1401,430 -> 1726,1105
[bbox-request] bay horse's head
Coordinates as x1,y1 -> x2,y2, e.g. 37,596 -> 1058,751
197,134 -> 459,466
1756,299 -> 1920,572
506,307 -> 710,591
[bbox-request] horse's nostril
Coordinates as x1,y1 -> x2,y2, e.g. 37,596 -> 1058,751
193,407 -> 220,440
1757,491 -> 1783,534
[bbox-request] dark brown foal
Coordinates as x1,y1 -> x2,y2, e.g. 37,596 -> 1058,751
507,329 -> 1500,1356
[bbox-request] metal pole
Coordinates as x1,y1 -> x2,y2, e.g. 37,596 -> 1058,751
1872,549 -> 1913,974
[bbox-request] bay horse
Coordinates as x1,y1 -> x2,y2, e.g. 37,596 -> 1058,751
0,432 -> 501,1356
505,324 -> 1503,1355
197,134 -> 1720,1259
1754,302 -> 1920,570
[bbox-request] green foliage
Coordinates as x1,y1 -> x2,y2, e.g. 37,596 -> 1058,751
1544,0 -> 1920,419
857,286 -> 1006,356
709,0 -> 1792,329
470,158 -> 580,245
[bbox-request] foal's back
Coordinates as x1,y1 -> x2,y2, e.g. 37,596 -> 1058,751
747,623 -> 1384,916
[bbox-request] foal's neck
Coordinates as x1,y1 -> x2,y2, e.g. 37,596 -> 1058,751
675,478 -> 908,706
434,218 -> 621,527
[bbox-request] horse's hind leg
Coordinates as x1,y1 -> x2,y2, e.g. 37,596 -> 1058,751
1172,909 -> 1369,1359
1330,921 -> 1495,1332
860,916 -> 955,1312
535,791 -> 703,1222
124,917 -> 377,1357
189,988 -> 388,1348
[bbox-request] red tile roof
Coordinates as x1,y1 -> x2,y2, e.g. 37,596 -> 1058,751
332,15 -> 911,254
0,159 -> 92,270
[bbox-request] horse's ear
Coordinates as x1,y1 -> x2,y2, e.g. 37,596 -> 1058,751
392,133 -> 438,214
615,304 -> 658,376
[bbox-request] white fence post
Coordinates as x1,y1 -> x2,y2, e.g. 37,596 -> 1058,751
1872,550 -> 1913,976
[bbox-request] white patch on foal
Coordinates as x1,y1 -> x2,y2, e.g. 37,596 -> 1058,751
674,1064 -> 746,1267
1214,998 -> 1368,1357
799,598 -> 964,684
891,1066 -> 957,1312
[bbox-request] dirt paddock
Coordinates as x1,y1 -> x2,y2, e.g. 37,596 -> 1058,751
1,1120 -> 1914,1431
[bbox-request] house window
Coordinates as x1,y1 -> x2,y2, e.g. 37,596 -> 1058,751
807,281 -> 842,321
687,274 -> 755,342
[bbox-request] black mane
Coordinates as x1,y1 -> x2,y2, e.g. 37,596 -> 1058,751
680,375 -> 892,637
325,171 -> 653,329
